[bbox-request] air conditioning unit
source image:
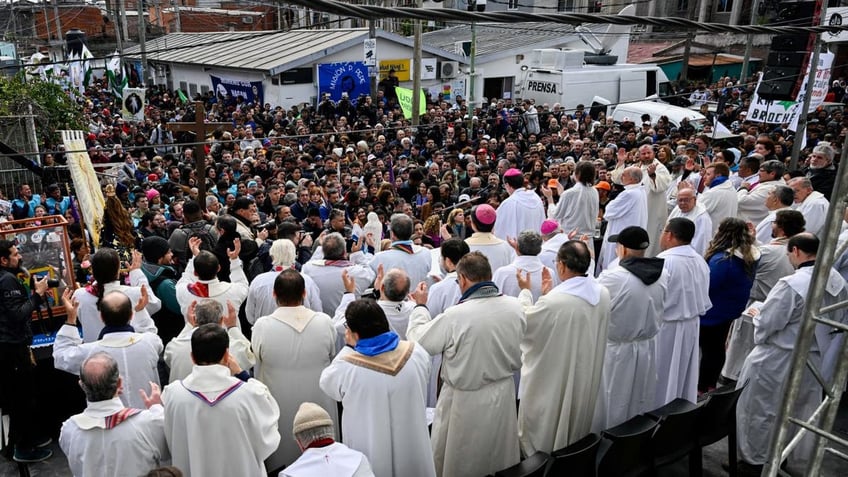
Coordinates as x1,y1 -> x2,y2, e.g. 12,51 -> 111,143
441,61 -> 460,79
242,16 -> 254,24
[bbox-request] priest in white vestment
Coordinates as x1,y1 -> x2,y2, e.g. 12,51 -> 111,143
611,145 -> 672,257
517,240 -> 610,454
737,233 -> 848,470
302,233 -> 376,315
251,269 -> 338,472
73,248 -> 159,342
465,204 -> 516,271
321,298 -> 436,477
601,167 -> 648,271
698,162 -> 738,236
54,290 -> 163,410
367,214 -> 433,288
245,239 -> 322,322
539,220 -> 570,271
408,251 -> 525,477
542,161 -> 599,236
282,402 -> 375,477
737,159 -> 785,226
493,168 -> 546,241
667,187 -> 713,255
163,324 -> 280,477
60,352 -> 169,477
754,185 -> 794,245
655,218 -> 712,406
175,238 -> 249,329
164,299 -> 254,383
593,226 -> 666,431
494,230 -> 556,301
789,177 -> 830,236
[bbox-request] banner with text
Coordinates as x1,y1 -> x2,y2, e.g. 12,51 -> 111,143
121,87 -> 145,122
210,75 -> 264,105
379,59 -> 411,81
745,51 -> 834,131
317,62 -> 371,104
396,86 -> 427,119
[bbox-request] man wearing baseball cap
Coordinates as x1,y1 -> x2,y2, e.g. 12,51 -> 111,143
493,168 -> 546,242
593,226 -> 667,430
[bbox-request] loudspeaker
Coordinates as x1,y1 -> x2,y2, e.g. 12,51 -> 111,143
770,34 -> 810,51
758,66 -> 803,100
766,51 -> 808,66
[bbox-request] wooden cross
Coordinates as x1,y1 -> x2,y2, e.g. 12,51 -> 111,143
167,101 -> 231,205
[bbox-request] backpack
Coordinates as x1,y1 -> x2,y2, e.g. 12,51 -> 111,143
179,223 -> 217,267
244,256 -> 266,282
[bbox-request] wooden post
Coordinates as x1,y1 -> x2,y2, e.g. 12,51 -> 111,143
167,101 -> 230,207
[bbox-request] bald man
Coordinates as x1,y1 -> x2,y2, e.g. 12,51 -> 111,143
600,166 -> 648,271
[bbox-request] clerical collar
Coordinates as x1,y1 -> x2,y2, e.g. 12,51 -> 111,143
98,324 -> 134,340
798,260 -> 816,269
306,438 -> 335,450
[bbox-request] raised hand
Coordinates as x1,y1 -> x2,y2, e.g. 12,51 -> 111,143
227,238 -> 241,261
188,236 -> 202,257
136,285 -> 149,312
223,300 -> 238,329
516,269 -> 531,291
541,267 -> 554,295
341,269 -> 356,294
139,382 -> 162,408
129,250 -> 143,271
187,300 -> 198,327
408,281 -> 428,306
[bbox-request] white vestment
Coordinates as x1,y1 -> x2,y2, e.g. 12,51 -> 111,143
252,306 -> 338,471
548,182 -> 599,236
175,257 -> 249,329
755,207 -> 791,245
593,259 -> 666,431
655,245 -> 712,406
493,255 -> 556,301
301,259 -> 375,315
333,293 -> 416,343
164,325 -> 255,383
668,204 -> 714,255
59,397 -> 169,477
539,233 -> 569,271
281,442 -> 374,477
408,293 -> 525,477
613,160 -> 672,256
793,190 -> 829,236
320,343 -> 436,477
423,272 -> 462,407
517,277 -> 610,455
53,327 -> 163,409
73,269 -> 160,342
737,179 -> 781,226
368,244 -> 433,289
493,188 -> 546,241
246,268 -> 322,323
163,365 -> 281,477
699,179 -> 739,236
465,232 -> 516,272
601,184 -> 648,270
737,266 -> 848,465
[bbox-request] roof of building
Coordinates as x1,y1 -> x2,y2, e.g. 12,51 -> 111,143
124,28 -> 464,75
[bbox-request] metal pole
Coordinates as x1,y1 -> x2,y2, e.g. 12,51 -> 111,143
740,2 -> 758,83
52,0 -> 63,52
681,31 -> 693,83
173,0 -> 182,33
411,0 -> 422,127
26,105 -> 40,164
119,0 -> 129,48
138,0 -> 148,86
467,20 -> 476,134
369,8 -> 378,96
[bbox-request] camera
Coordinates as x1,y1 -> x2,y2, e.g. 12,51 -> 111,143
256,221 -> 276,232
30,275 -> 60,289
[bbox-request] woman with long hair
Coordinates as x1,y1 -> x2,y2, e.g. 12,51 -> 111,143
699,217 -> 760,393
445,208 -> 468,239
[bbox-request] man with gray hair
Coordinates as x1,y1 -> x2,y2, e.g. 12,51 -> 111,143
163,299 -> 254,383
806,142 -> 837,198
493,230 -> 556,301
600,166 -> 648,271
737,159 -> 785,226
788,176 -> 829,236
334,265 -> 415,344
281,402 -> 374,477
60,352 -> 170,477
754,185 -> 795,244
367,213 -> 432,287
302,232 -> 375,315
245,239 -> 321,322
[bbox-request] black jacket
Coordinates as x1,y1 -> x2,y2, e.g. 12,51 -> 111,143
0,268 -> 43,345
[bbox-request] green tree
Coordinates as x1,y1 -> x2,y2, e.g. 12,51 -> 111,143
0,74 -> 85,149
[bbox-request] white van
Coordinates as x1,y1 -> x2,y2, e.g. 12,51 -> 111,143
610,101 -> 707,130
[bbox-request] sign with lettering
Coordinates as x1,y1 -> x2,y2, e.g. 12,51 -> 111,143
317,62 -> 371,104
379,59 -> 411,81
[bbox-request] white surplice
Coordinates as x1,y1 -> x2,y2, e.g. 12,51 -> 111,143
252,306 -> 338,471
737,179 -> 781,226
245,268 -> 322,323
163,365 -> 281,477
408,294 -> 525,477
423,273 -> 462,408
699,179 -> 739,236
320,343 -> 436,477
301,260 -> 375,315
655,245 -> 712,406
53,326 -> 163,409
465,232 -> 516,272
281,442 -> 374,477
59,398 -> 169,477
73,268 -> 160,342
517,277 -> 610,455
368,245 -> 433,289
667,204 -> 714,256
493,188 -> 546,241
175,257 -> 249,329
548,182 -> 600,237
601,184 -> 648,270
613,160 -> 672,257
593,260 -> 666,431
793,190 -> 829,236
493,255 -> 556,301
539,233 -> 569,271
164,325 -> 255,383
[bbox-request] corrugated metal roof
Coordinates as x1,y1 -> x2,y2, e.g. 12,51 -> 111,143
422,22 -> 586,60
125,29 -> 370,73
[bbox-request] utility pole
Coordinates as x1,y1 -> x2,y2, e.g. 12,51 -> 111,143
740,3 -> 758,83
369,10 -> 377,95
173,0 -> 182,33
119,0 -> 129,49
681,31 -> 693,83
412,0 -> 422,126
52,0 -> 63,54
105,0 -> 122,52
138,0 -> 147,86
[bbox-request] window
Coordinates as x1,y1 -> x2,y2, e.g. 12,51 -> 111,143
677,0 -> 688,11
557,0 -> 575,12
508,0 -> 520,10
716,0 -> 733,13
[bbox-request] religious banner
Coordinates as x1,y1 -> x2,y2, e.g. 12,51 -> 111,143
210,75 -> 264,105
396,86 -> 427,119
61,130 -> 105,246
317,62 -> 371,104
122,87 -> 146,122
746,51 -> 834,131
379,59 -> 411,81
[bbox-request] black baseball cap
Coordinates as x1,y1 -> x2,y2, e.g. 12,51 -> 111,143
608,226 -> 650,250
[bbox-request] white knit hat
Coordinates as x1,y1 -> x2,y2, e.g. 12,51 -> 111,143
292,402 -> 333,434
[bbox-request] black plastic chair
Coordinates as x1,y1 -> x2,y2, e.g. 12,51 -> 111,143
494,452 -> 551,477
597,415 -> 659,477
546,433 -> 601,477
646,398 -> 703,473
690,382 -> 748,477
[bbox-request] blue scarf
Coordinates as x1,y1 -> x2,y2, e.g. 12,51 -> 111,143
354,331 -> 400,356
98,324 -> 135,340
709,175 -> 729,188
459,280 -> 499,303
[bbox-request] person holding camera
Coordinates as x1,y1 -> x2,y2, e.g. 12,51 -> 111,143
0,239 -> 54,463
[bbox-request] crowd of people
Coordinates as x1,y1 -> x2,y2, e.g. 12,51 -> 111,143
0,71 -> 848,477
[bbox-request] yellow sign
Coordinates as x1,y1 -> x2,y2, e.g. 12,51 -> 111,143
395,87 -> 426,119
379,59 -> 411,81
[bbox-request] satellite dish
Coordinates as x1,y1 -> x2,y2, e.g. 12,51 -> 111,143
597,5 -> 636,55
